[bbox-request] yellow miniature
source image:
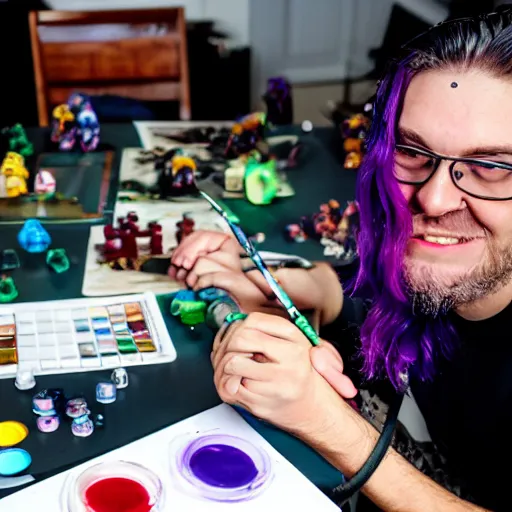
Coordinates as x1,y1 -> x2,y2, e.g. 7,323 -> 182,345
171,155 -> 197,176
1,152 -> 29,197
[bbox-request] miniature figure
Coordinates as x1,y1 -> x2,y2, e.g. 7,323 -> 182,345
51,104 -> 75,148
263,77 -> 293,125
170,289 -> 207,327
97,213 -> 167,270
176,213 -> 195,244
18,219 -> 52,253
0,274 -> 18,303
1,124 -> 33,159
148,222 -> 163,255
244,157 -> 280,205
285,200 -> 359,261
46,248 -> 70,274
0,249 -> 20,272
51,93 -> 100,152
0,152 -> 29,198
34,169 -> 57,195
225,112 -> 267,159
169,155 -> 197,196
341,113 -> 371,170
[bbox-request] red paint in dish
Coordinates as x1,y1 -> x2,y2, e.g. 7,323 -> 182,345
84,477 -> 152,512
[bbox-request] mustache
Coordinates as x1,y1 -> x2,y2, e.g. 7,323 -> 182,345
412,210 -> 486,238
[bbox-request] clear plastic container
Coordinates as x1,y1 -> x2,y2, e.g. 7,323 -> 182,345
170,433 -> 273,502
61,460 -> 164,511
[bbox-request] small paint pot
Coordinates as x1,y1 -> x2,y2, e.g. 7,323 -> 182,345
71,415 -> 94,438
32,390 -> 56,417
36,415 -> 60,433
66,398 -> 88,419
96,382 -> 116,404
111,368 -> 128,389
170,433 -> 273,502
61,460 -> 163,512
14,368 -> 36,391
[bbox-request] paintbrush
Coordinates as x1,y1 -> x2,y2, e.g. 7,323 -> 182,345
198,189 -> 321,347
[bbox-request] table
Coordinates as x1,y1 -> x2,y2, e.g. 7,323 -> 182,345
0,123 -> 357,499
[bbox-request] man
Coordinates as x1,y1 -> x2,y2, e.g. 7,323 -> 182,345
170,7 -> 512,511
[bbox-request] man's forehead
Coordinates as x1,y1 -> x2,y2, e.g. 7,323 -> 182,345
399,69 -> 512,154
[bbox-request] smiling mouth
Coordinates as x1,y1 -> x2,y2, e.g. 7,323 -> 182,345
412,234 -> 478,246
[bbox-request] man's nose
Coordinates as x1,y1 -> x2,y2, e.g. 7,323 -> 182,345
415,161 -> 466,217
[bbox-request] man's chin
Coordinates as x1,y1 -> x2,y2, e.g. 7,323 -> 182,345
405,261 -> 473,292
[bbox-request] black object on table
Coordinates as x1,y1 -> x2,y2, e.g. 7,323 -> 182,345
0,123 -> 356,499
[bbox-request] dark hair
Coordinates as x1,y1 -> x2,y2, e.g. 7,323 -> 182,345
354,6 -> 512,388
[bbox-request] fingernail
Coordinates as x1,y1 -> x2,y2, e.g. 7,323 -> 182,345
226,376 -> 241,395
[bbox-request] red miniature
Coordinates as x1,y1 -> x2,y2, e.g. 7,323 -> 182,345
149,222 -> 163,255
176,214 -> 195,245
98,214 -> 168,270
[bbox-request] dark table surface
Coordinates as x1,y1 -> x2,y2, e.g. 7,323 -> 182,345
0,123 -> 357,500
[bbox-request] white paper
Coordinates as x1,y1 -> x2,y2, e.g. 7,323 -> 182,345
133,121 -> 234,151
0,404 -> 340,511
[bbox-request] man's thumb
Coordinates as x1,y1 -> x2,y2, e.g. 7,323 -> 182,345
311,345 -> 358,399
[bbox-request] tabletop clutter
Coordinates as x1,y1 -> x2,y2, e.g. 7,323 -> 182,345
0,79 -> 368,509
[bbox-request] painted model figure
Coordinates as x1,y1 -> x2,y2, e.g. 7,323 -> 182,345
98,212 -> 165,270
51,93 -> 100,152
0,152 -> 29,197
157,154 -> 198,198
263,77 -> 293,125
225,112 -> 267,159
176,213 -> 195,244
1,124 -> 34,159
341,113 -> 370,170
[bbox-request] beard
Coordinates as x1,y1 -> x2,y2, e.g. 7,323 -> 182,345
404,212 -> 512,317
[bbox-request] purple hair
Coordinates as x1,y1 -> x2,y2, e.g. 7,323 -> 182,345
353,7 -> 512,388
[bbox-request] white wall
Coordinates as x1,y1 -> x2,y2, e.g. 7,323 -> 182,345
45,0 -> 250,46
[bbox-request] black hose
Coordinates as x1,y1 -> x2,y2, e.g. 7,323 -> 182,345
331,391 -> 405,507
205,290 -> 405,507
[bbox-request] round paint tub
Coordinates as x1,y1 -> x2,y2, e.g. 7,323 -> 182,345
170,433 -> 273,502
61,460 -> 164,512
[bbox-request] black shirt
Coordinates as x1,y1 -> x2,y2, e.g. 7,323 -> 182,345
321,297 -> 512,511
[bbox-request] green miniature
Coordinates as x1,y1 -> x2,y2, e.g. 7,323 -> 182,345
2,124 -> 34,159
46,248 -> 70,274
0,274 -> 18,303
244,156 -> 280,205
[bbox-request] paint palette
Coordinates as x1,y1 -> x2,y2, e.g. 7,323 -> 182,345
0,293 -> 176,378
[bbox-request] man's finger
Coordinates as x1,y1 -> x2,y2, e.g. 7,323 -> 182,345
185,253 -> 239,288
213,328 -> 286,369
221,353 -> 276,381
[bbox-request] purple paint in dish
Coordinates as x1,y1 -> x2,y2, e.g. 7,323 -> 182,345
188,443 -> 258,488
171,433 -> 274,502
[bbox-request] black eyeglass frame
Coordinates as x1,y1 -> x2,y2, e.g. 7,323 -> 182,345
394,144 -> 512,201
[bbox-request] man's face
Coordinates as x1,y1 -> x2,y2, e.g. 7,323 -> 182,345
398,69 -> 512,312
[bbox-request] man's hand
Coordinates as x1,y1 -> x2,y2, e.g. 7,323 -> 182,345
212,312 -> 357,433
170,230 -> 344,325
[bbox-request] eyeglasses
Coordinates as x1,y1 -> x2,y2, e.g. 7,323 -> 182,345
394,144 -> 512,201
